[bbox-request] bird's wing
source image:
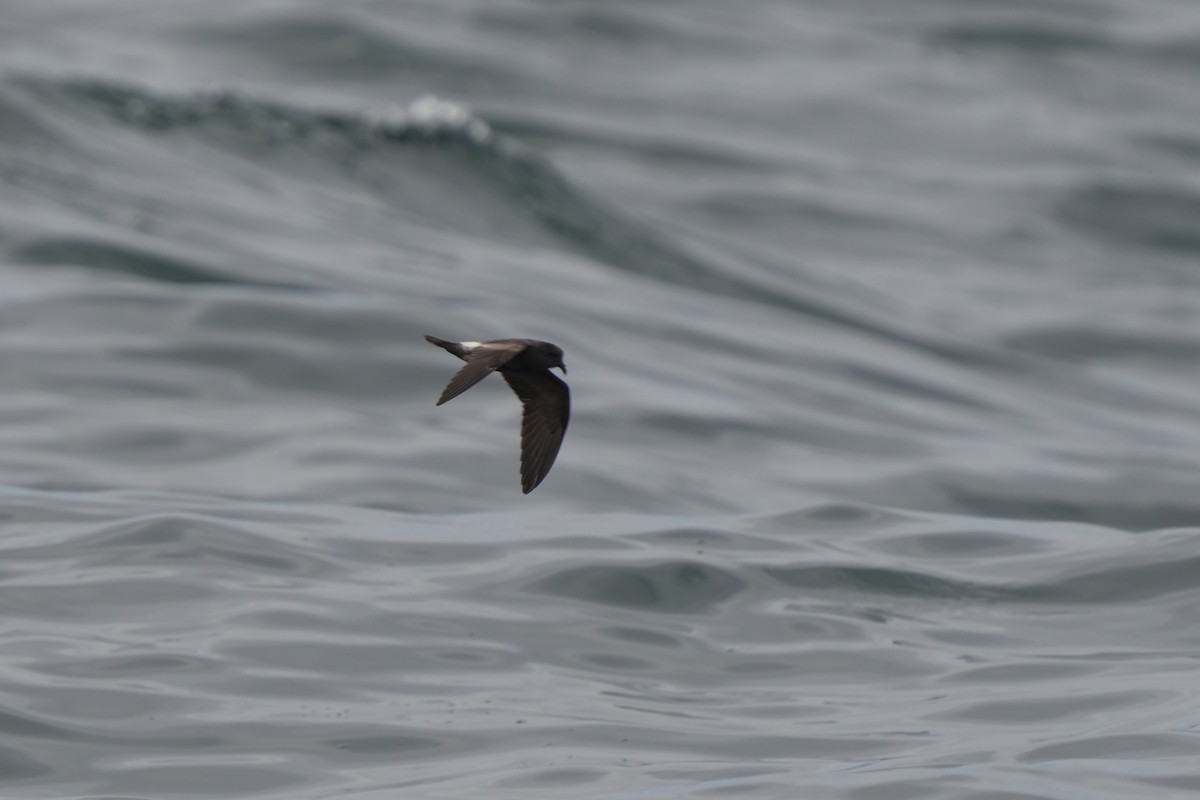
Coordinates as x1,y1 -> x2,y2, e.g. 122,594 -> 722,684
435,342 -> 525,406
424,335 -> 469,360
502,370 -> 570,493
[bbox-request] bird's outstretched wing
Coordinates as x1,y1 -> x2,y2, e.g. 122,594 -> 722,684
432,341 -> 526,406
502,370 -> 570,493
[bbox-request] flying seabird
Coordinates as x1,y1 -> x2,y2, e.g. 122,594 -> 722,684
425,335 -> 569,493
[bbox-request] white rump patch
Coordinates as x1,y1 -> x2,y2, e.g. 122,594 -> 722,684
458,341 -> 482,351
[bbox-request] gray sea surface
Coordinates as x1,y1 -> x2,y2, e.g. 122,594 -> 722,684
2,1 -> 1200,798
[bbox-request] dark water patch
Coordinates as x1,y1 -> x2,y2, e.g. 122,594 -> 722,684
629,410 -> 790,440
214,675 -> 363,702
599,625 -> 684,648
921,625 -> 1026,651
0,744 -> 51,781
475,3 -> 745,55
927,23 -> 1117,58
942,482 -> 1200,532
788,613 -> 873,643
1133,131 -> 1200,163
872,529 -> 1050,559
763,564 -> 995,601
726,648 -> 934,682
194,14 -> 456,81
529,561 -> 746,613
453,133 -> 755,301
579,652 -> 657,671
1150,35 -> 1200,67
1005,325 -> 1200,364
565,725 -> 905,761
142,340 -> 358,394
0,708 -> 85,743
231,608 -> 382,639
1144,774 -> 1200,794
936,690 -> 1163,725
757,502 -> 905,532
226,640 -> 523,675
942,661 -> 1099,685
692,189 -> 930,241
41,653 -> 213,679
497,766 -> 606,788
191,294 -> 405,346
235,609 -> 496,645
0,707 -> 220,749
841,362 -> 1003,415
547,626 -> 710,679
1056,181 -> 1200,255
492,109 -> 778,173
21,685 -> 193,722
42,291 -> 434,402
11,237 -> 276,287
1015,551 -> 1200,604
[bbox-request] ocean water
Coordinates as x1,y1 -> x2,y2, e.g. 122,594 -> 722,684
2,1 -> 1200,797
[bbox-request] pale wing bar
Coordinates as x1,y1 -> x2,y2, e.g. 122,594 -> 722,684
429,340 -> 524,406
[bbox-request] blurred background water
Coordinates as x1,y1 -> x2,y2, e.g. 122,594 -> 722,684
2,1 -> 1200,797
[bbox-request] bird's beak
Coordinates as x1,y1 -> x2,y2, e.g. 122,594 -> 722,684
558,362 -> 568,375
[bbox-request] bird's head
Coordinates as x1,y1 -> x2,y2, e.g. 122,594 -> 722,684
542,342 -> 567,374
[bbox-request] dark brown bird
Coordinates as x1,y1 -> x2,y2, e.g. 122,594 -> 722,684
425,335 -> 569,493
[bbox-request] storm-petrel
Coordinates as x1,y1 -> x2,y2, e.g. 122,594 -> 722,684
425,335 -> 569,493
